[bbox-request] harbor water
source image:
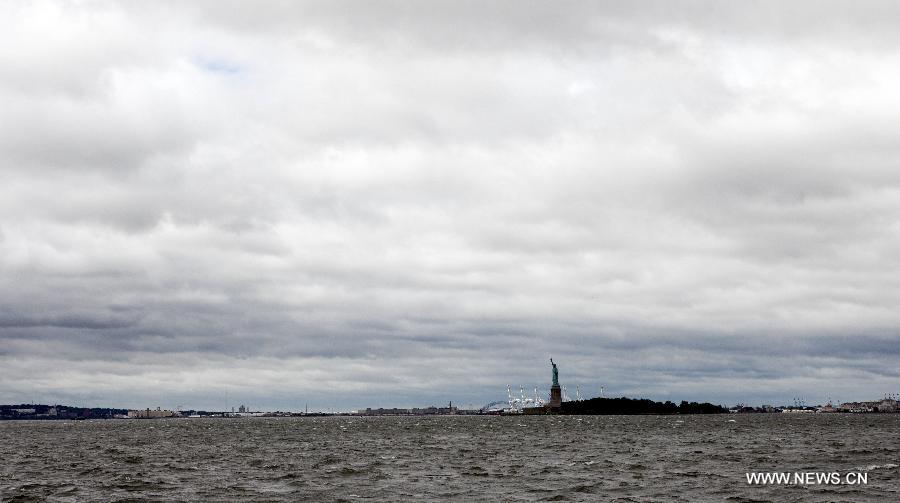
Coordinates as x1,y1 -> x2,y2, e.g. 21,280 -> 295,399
1,414 -> 898,501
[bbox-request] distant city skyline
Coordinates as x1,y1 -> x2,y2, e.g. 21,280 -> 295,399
3,1 -> 900,411
4,391 -> 899,416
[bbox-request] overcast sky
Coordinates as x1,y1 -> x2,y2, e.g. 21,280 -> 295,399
2,1 -> 900,411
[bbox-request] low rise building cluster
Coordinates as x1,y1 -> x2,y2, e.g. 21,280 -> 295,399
357,405 -> 462,416
127,407 -> 179,418
0,404 -> 126,420
835,398 -> 898,413
730,397 -> 900,413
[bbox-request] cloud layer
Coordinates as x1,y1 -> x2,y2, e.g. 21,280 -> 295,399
3,0 -> 900,410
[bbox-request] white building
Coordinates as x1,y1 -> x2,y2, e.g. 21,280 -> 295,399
127,407 -> 177,418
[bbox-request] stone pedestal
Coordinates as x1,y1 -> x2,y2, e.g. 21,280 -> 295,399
549,384 -> 562,409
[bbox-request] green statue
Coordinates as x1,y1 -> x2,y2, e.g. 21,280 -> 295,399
550,358 -> 559,386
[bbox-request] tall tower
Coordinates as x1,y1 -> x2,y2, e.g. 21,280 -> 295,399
549,358 -> 562,410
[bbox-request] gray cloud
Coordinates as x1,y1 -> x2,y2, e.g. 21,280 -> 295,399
2,1 -> 900,410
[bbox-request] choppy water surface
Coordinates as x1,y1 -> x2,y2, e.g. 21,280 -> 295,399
1,414 -> 898,501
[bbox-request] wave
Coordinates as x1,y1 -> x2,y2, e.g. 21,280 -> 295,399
855,463 -> 898,471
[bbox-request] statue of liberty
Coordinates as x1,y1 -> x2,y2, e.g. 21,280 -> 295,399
550,358 -> 559,386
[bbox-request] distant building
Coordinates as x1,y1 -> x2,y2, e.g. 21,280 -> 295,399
839,401 -> 878,413
877,399 -> 898,412
818,403 -> 837,413
362,407 -> 409,415
359,406 -> 458,416
128,407 -> 177,419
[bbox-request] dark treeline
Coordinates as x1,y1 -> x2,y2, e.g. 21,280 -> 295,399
561,397 -> 727,415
